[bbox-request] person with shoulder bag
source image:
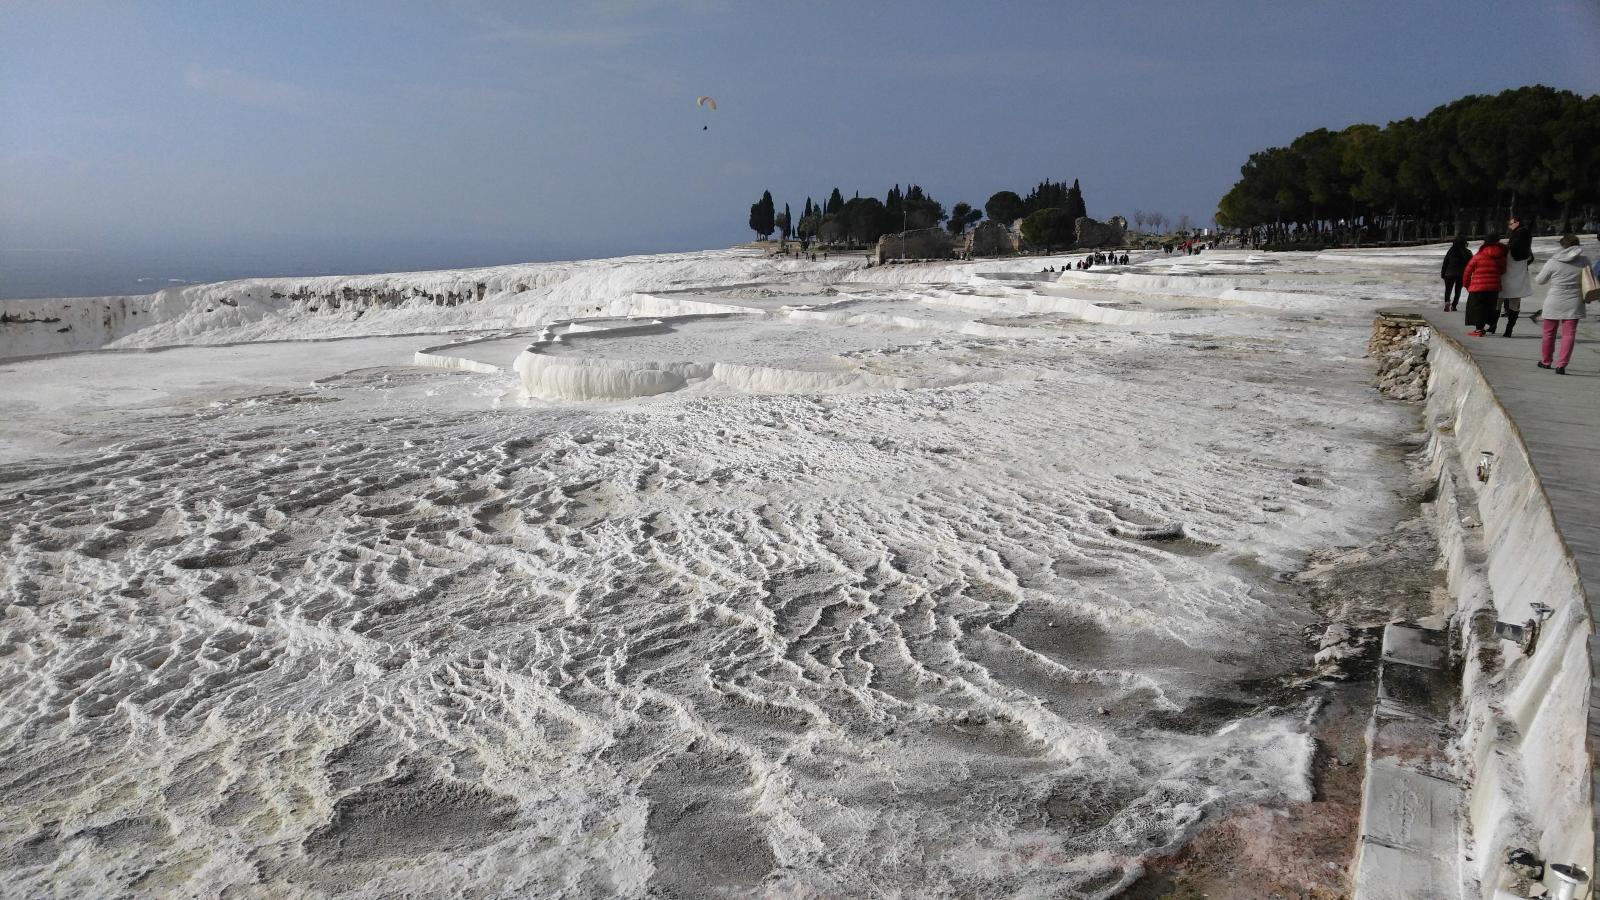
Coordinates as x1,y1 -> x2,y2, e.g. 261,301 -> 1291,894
1585,234 -> 1600,304
1532,234 -> 1594,374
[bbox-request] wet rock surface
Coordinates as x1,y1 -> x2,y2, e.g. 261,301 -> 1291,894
1371,315 -> 1431,402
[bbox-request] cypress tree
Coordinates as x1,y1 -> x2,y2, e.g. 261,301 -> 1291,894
827,188 -> 844,215
759,191 -> 776,238
784,203 -> 792,239
1066,179 -> 1087,222
1024,179 -> 1070,215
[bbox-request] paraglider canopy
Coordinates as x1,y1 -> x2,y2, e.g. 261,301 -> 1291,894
695,95 -> 716,110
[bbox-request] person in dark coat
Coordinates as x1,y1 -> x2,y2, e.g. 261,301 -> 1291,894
1461,233 -> 1507,336
1441,236 -> 1471,311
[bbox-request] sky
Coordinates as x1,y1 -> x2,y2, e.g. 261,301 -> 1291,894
2,0 -> 1598,294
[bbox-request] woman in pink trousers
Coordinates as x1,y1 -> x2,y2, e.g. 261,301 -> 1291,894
1533,234 -> 1593,374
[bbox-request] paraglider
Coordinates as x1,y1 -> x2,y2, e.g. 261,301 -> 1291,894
696,95 -> 716,130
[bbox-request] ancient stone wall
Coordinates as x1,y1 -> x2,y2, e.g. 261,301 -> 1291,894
875,227 -> 956,263
963,220 -> 1019,258
1074,216 -> 1126,248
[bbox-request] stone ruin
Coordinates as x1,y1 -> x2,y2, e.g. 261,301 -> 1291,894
882,215 -> 1121,260
875,227 -> 956,263
1074,216 -> 1126,248
962,220 -> 1021,258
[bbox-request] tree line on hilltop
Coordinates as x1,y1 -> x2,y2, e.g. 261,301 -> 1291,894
747,179 -> 1090,250
1216,85 -> 1600,246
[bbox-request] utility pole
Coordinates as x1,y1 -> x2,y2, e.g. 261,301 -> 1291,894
901,193 -> 908,261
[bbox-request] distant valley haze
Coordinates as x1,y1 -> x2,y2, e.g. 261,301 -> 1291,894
3,0 -> 1597,298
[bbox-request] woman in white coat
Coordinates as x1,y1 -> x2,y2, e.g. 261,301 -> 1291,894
1499,217 -> 1534,336
1533,234 -> 1592,373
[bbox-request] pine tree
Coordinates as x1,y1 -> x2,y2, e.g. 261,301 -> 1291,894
1213,86 -> 1600,241
985,191 -> 1025,224
947,202 -> 982,235
841,196 -> 887,246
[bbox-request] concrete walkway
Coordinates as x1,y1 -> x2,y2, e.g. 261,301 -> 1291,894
1418,305 -> 1600,598
1416,303 -> 1600,867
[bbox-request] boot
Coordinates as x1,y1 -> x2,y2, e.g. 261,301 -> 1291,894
1503,312 -> 1518,337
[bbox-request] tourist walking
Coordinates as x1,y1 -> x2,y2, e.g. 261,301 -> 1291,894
1499,217 -> 1534,336
1533,234 -> 1593,374
1441,236 -> 1470,311
1461,233 -> 1507,337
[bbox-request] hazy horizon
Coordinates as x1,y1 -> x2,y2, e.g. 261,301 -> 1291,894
0,231 -> 724,300
4,0 -> 1598,298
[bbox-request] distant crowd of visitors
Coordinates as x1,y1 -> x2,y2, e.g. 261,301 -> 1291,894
1039,251 -> 1131,274
1446,220 -> 1600,373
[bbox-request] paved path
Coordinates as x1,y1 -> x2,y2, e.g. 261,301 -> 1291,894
1418,307 -> 1600,591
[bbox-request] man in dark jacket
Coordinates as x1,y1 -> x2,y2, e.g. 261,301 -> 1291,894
1506,219 -> 1533,260
1441,236 -> 1470,311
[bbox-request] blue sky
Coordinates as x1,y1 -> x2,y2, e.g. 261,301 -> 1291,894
2,0 -> 1597,278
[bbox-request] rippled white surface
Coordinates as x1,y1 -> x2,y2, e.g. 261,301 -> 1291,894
0,247 -> 1427,896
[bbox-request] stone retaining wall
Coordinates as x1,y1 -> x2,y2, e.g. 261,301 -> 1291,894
1370,314 -> 1430,402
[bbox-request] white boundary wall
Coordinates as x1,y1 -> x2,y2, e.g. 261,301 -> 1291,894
1421,330 -> 1594,895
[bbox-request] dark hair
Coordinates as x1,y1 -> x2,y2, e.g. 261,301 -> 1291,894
1560,233 -> 1579,248
1483,232 -> 1501,244
1450,235 -> 1467,247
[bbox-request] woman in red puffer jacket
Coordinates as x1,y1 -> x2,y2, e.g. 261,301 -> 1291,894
1461,233 -> 1507,336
